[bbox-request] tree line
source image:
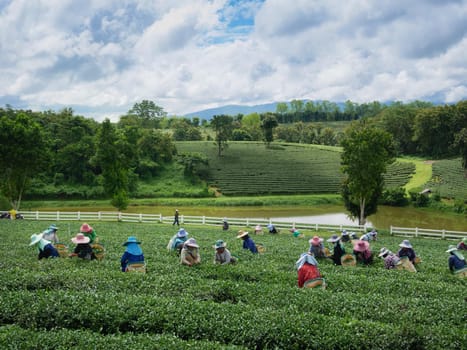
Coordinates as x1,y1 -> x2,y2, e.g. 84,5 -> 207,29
0,99 -> 465,215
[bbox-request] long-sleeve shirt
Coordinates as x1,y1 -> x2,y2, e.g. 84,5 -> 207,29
397,248 -> 416,264
384,254 -> 400,269
121,252 -> 145,272
331,242 -> 345,265
297,263 -> 322,288
242,237 -> 258,253
38,243 -> 59,260
73,243 -> 96,260
214,249 -> 233,264
181,248 -> 201,266
82,230 -> 97,244
448,255 -> 466,272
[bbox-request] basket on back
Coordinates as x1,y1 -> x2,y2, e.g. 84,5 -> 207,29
126,262 -> 147,273
91,243 -> 105,261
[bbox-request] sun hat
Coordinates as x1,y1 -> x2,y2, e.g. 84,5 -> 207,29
399,240 -> 412,249
341,230 -> 349,236
237,230 -> 249,238
29,233 -> 43,246
327,234 -> 340,243
48,224 -> 58,231
446,245 -> 458,253
123,236 -> 141,246
177,228 -> 188,238
309,236 -> 323,246
72,233 -> 90,244
462,237 -> 467,243
353,240 -> 370,252
184,238 -> 199,248
378,247 -> 390,258
213,239 -> 227,249
80,223 -> 93,233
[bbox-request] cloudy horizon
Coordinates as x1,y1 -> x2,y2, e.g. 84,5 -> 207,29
1,0 -> 466,121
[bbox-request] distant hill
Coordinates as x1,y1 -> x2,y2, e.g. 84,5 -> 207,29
183,102 -> 280,120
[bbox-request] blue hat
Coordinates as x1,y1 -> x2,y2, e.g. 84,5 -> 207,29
48,224 -> 58,231
123,236 -> 141,246
177,228 -> 188,238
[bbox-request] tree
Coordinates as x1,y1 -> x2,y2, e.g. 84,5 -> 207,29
260,113 -> 279,147
93,119 -> 130,209
210,115 -> 234,156
128,100 -> 167,128
340,122 -> 395,225
0,113 -> 50,209
276,102 -> 288,114
453,128 -> 467,176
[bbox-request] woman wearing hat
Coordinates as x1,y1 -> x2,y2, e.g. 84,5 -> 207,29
181,238 -> 201,266
446,245 -> 467,277
213,240 -> 236,265
327,234 -> 345,265
309,236 -> 326,258
360,229 -> 377,242
267,224 -> 278,234
456,237 -> 467,251
70,233 -> 96,260
340,230 -> 351,243
29,233 -> 59,260
397,240 -> 417,264
237,230 -> 258,254
353,240 -> 373,265
296,252 -> 325,288
121,236 -> 145,272
222,218 -> 229,231
42,224 -> 59,243
80,223 -> 97,244
169,228 -> 189,255
378,247 -> 400,269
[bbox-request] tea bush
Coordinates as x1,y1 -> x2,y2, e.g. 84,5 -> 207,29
0,220 -> 465,349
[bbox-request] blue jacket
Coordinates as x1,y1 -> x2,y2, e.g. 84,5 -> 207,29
38,243 -> 59,260
121,251 -> 145,272
243,237 -> 258,253
448,254 -> 466,272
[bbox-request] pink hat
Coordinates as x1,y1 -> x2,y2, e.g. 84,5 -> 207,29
80,223 -> 93,233
353,240 -> 370,252
72,233 -> 90,244
309,236 -> 323,246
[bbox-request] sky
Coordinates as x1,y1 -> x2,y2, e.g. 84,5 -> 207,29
1,0 -> 466,121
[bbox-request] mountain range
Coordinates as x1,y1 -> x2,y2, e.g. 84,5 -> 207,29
182,102 -> 280,120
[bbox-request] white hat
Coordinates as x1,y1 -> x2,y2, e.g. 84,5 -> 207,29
399,240 -> 412,249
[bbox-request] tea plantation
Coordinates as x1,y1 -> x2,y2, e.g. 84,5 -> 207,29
1,220 -> 465,349
176,142 -> 416,195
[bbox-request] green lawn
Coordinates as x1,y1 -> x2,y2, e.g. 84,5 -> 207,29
1,220 -> 465,349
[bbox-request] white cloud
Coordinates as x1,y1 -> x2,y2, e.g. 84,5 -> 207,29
0,0 -> 465,121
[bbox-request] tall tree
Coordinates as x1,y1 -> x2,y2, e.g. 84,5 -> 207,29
340,122 -> 395,225
260,113 -> 279,147
210,115 -> 234,156
93,119 -> 130,210
128,100 -> 167,128
0,113 -> 50,209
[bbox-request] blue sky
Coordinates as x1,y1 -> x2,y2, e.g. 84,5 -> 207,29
0,0 -> 466,121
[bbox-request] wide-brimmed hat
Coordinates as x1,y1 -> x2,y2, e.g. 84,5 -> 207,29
327,234 -> 340,243
399,240 -> 412,249
184,238 -> 199,248
378,247 -> 390,257
29,233 -> 43,246
237,230 -> 249,238
72,233 -> 90,244
446,245 -> 458,253
177,228 -> 188,238
213,239 -> 227,249
80,223 -> 93,233
123,236 -> 141,246
48,224 -> 58,231
309,236 -> 323,246
341,230 -> 349,236
353,240 -> 370,252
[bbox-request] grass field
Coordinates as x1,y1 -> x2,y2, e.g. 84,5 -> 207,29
1,220 -> 465,349
176,142 -> 417,196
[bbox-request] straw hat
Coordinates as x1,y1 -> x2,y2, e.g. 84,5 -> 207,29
29,233 -> 43,246
378,247 -> 390,258
446,245 -> 458,253
184,238 -> 199,248
399,240 -> 412,249
177,228 -> 188,238
80,223 -> 93,233
72,233 -> 90,244
213,240 -> 227,249
309,236 -> 323,246
353,240 -> 370,252
237,230 -> 249,238
123,236 -> 141,246
327,234 -> 340,243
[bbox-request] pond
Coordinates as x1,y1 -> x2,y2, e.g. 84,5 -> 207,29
45,204 -> 466,232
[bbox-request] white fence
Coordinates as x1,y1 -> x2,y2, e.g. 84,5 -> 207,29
390,226 -> 465,240
7,211 -> 466,238
16,210 -> 367,233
